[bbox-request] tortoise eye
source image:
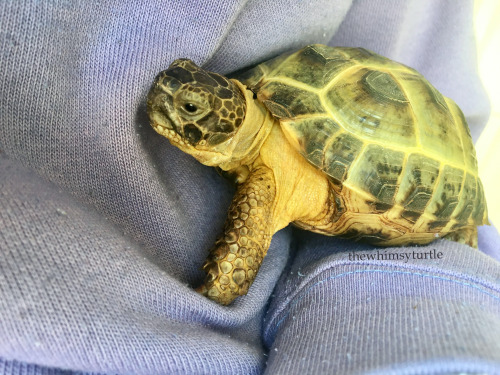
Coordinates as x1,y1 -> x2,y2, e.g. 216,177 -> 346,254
184,103 -> 198,113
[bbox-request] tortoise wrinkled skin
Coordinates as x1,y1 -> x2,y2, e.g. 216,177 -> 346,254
147,44 -> 488,305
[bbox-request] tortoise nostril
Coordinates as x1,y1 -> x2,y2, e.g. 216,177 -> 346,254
152,92 -> 172,112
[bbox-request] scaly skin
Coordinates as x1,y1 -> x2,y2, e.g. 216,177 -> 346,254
197,166 -> 275,304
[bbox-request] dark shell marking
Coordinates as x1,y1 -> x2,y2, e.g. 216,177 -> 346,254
236,44 -> 487,231
155,59 -> 246,146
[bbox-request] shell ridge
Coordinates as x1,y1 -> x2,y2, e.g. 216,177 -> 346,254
386,72 -> 422,148
420,161 -> 446,222
264,76 -> 319,94
449,171 -> 474,225
318,93 -> 348,133
318,64 -> 362,96
449,103 -> 470,176
389,151 -> 410,212
363,64 -> 420,76
319,126 -> 344,175
339,143 -> 369,187
444,97 -> 472,174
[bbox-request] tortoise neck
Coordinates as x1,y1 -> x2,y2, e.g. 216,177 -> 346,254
218,79 -> 275,170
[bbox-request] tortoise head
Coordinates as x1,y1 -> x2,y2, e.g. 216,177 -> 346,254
147,59 -> 247,166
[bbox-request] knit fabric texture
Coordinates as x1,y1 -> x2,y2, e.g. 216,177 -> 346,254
1,1 -> 499,374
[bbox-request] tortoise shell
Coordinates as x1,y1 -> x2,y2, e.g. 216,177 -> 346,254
235,44 -> 487,235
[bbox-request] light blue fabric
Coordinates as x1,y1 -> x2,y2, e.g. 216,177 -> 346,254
1,1 -> 499,374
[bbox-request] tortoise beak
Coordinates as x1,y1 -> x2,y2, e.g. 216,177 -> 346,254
146,76 -> 178,131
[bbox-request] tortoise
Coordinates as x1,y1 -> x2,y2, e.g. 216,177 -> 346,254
147,44 -> 488,305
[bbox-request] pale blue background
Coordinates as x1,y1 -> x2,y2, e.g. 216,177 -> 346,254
1,1 -> 499,374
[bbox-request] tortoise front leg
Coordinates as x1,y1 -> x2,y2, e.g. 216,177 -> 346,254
197,166 -> 276,305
